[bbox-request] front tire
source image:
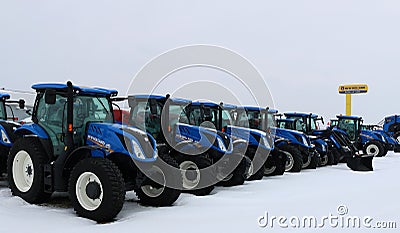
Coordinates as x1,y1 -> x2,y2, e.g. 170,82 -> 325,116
68,158 -> 125,222
7,138 -> 52,204
176,155 -> 214,196
135,154 -> 181,206
279,145 -> 302,172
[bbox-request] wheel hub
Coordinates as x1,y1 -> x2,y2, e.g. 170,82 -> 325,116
185,168 -> 197,181
86,181 -> 102,200
25,165 -> 33,177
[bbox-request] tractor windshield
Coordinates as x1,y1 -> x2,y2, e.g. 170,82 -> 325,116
129,99 -> 189,142
337,118 -> 360,141
0,101 -> 6,120
285,116 -> 307,132
187,105 -> 232,130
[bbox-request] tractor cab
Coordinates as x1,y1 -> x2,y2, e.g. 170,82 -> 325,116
336,115 -> 363,142
127,95 -> 191,144
283,112 -> 324,135
0,94 -> 9,121
383,115 -> 400,141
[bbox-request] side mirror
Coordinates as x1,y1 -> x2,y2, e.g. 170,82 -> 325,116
18,99 -> 25,109
45,89 -> 57,105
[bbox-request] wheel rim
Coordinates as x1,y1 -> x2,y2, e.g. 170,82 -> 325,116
366,144 -> 380,157
12,150 -> 34,193
216,172 -> 233,182
179,161 -> 200,190
76,172 -> 103,211
302,155 -> 311,168
285,153 -> 294,172
320,155 -> 328,166
264,164 -> 276,175
396,136 -> 400,143
141,166 -> 165,198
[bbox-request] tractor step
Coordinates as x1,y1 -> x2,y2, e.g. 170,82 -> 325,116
43,164 -> 54,193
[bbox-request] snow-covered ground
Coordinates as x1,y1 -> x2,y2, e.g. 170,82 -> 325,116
1,153 -> 399,233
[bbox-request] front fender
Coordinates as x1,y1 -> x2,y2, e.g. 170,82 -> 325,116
14,123 -> 49,139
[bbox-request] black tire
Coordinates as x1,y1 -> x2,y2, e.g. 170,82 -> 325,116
134,154 -> 181,206
217,156 -> 246,187
304,152 -> 318,169
0,145 -> 9,175
279,145 -> 302,172
7,138 -> 52,204
247,163 -> 265,181
363,141 -> 385,157
327,150 -> 335,165
68,158 -> 125,222
319,153 -> 329,167
176,155 -> 214,196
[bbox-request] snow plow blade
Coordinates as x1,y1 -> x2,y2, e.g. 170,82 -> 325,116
346,155 -> 373,171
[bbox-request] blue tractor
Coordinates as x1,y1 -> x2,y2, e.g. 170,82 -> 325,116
280,113 -> 330,166
243,108 -> 313,172
268,110 -> 320,170
216,104 -> 276,179
382,115 -> 400,142
233,106 -> 288,176
362,124 -> 400,153
183,101 -> 251,186
336,115 -> 387,157
0,93 -> 25,176
7,82 -> 182,222
126,94 -> 233,195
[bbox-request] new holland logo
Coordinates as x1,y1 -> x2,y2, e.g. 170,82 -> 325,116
88,135 -> 111,150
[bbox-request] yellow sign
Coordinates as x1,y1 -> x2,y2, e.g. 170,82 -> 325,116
338,84 -> 368,116
338,84 -> 368,94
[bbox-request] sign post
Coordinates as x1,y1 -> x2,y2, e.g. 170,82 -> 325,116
338,84 -> 368,116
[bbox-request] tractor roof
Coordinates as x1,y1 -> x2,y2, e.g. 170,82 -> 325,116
284,112 -> 319,118
32,83 -> 118,97
191,101 -> 220,108
268,109 -> 279,114
0,93 -> 11,100
336,115 -> 362,120
244,106 -> 267,112
128,94 -> 191,104
221,103 -> 238,110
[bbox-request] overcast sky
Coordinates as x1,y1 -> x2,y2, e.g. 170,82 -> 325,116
1,0 -> 399,123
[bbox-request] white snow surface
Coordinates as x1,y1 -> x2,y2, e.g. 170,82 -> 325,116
1,153 -> 399,233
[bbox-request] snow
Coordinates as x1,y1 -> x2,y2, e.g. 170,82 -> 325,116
1,153 -> 399,233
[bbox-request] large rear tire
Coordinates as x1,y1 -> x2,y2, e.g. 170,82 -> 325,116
279,145 -> 302,172
7,138 -> 52,204
217,156 -> 246,187
134,154 -> 181,206
363,141 -> 385,157
68,158 -> 125,222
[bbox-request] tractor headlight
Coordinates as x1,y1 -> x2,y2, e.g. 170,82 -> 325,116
216,137 -> 227,152
1,130 -> 11,145
131,139 -> 146,160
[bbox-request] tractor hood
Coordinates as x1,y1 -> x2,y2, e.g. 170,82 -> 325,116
85,123 -> 158,162
360,129 -> 386,143
272,127 -> 312,149
174,123 -> 233,154
225,125 -> 273,151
